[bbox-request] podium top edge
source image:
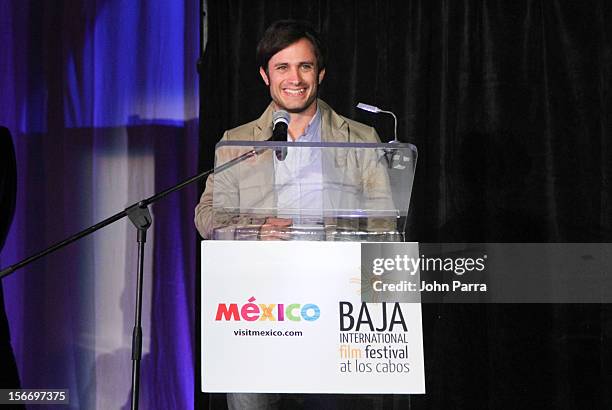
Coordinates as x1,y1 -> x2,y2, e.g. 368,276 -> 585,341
216,140 -> 418,152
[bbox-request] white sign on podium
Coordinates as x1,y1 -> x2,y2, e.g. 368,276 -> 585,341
201,241 -> 425,394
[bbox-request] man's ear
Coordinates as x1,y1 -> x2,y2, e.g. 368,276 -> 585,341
259,67 -> 270,86
318,68 -> 326,84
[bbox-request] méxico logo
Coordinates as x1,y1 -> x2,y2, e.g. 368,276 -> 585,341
215,296 -> 321,322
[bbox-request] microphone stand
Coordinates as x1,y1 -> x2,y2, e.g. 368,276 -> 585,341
0,146 -> 266,410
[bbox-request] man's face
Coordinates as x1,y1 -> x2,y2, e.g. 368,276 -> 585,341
259,38 -> 325,115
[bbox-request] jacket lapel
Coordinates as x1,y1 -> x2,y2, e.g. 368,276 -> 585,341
319,100 -> 348,142
251,103 -> 276,209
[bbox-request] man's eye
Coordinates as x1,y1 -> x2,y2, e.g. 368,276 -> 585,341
276,65 -> 288,71
301,64 -> 313,71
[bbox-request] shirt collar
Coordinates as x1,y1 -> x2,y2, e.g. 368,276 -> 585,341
292,107 -> 321,142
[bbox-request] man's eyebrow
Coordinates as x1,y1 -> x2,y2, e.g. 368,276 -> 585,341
273,61 -> 315,67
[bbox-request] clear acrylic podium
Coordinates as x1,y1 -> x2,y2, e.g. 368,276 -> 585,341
201,140 -> 423,406
210,140 -> 417,242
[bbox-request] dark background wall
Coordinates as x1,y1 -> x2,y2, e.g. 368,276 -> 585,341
198,1 -> 612,409
200,0 -> 612,244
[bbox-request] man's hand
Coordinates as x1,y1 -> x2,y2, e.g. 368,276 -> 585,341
259,217 -> 293,240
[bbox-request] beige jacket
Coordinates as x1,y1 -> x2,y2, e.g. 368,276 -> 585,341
194,99 -> 391,239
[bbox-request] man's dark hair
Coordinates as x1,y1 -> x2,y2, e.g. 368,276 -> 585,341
256,20 -> 326,74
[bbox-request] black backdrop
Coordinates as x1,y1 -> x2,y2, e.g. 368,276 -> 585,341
198,1 -> 612,408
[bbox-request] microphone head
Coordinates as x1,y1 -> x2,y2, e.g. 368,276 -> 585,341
272,110 -> 290,126
271,109 -> 290,145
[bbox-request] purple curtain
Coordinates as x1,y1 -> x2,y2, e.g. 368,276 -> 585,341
0,1 -> 198,408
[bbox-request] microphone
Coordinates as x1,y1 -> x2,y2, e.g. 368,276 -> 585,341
356,103 -> 398,143
271,110 -> 290,161
357,102 -> 400,169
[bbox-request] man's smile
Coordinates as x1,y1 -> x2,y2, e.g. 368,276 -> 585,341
283,87 -> 306,95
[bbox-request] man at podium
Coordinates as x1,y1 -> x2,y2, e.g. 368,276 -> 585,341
195,20 -> 401,409
194,19 -> 386,241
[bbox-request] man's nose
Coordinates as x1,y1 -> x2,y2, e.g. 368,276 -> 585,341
287,67 -> 302,83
